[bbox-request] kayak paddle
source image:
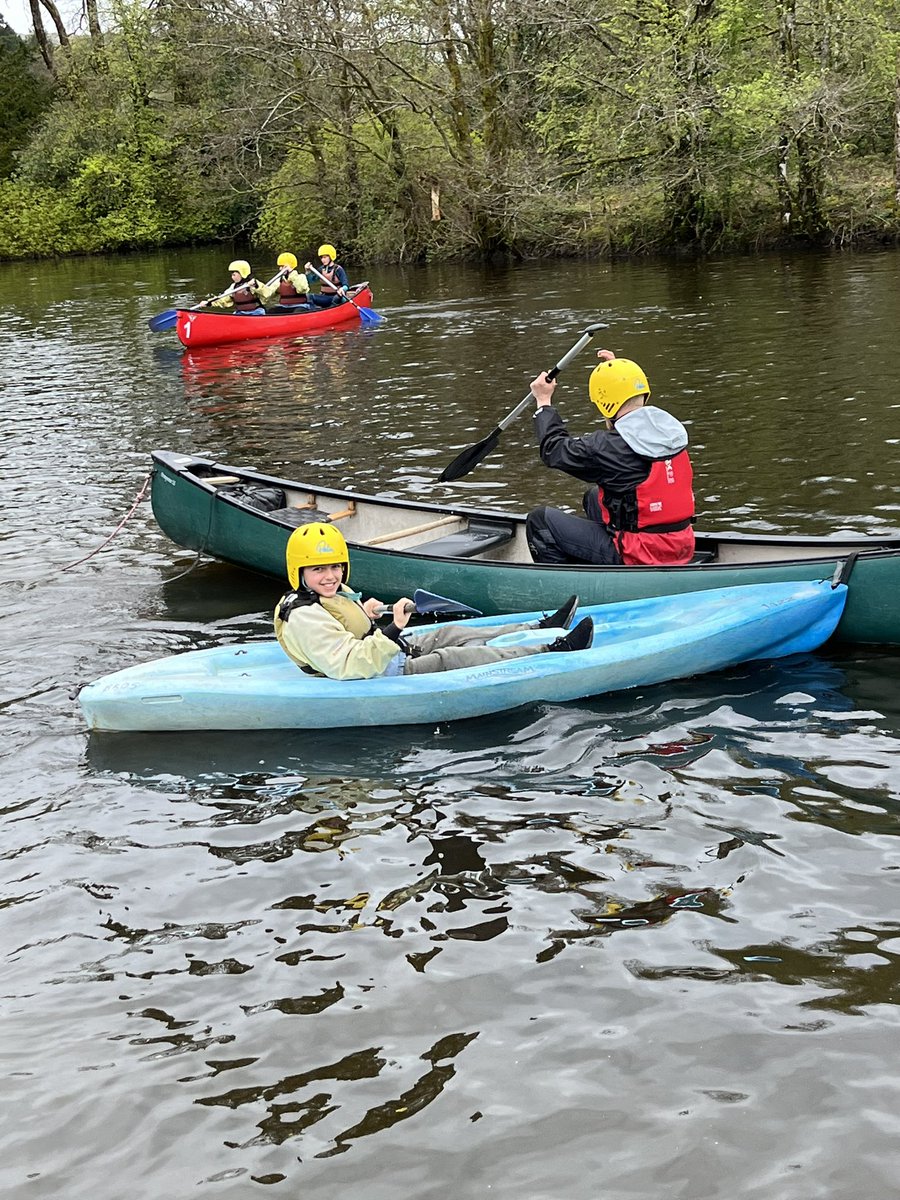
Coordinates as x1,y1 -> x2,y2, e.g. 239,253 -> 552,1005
376,588 -> 483,618
305,262 -> 383,323
147,271 -> 282,333
438,321 -> 609,483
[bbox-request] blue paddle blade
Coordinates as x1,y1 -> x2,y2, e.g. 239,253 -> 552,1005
148,308 -> 178,332
356,306 -> 383,324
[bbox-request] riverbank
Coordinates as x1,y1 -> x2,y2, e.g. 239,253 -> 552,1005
3,167 -> 899,263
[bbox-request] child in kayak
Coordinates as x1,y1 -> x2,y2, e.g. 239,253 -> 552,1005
274,524 -> 593,681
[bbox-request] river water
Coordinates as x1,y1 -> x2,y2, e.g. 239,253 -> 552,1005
2,249 -> 899,1199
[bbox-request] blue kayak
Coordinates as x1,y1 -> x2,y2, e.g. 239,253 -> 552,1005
79,580 -> 846,732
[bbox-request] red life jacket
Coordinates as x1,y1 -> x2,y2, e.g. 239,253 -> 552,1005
596,450 -> 695,565
232,281 -> 260,312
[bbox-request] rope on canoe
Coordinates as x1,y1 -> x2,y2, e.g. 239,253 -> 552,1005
158,483 -> 219,583
60,471 -> 153,572
163,546 -> 208,582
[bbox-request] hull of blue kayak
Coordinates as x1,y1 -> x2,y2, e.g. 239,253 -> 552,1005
79,581 -> 846,732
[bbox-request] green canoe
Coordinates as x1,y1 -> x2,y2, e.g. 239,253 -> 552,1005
150,450 -> 900,645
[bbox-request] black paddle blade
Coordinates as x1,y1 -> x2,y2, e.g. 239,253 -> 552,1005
412,589 -> 482,616
377,590 -> 483,618
439,429 -> 501,483
148,308 -> 178,333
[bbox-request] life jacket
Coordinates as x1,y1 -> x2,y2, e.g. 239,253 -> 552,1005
232,280 -> 260,312
595,450 -> 695,565
318,263 -> 343,294
278,589 -> 372,638
278,277 -> 306,305
320,593 -> 372,636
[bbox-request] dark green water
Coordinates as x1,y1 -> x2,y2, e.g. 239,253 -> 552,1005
2,249 -> 899,1199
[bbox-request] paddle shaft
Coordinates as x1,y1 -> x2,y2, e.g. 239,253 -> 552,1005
498,322 -> 610,432
149,270 -> 282,331
375,602 -> 419,616
305,261 -> 371,314
195,270 -> 282,310
438,321 -> 608,482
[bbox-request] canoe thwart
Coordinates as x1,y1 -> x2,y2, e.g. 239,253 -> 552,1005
205,475 -> 242,486
336,510 -> 515,558
290,495 -> 357,522
366,514 -> 462,547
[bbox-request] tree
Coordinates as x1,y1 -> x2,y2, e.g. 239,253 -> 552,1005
0,20 -> 54,178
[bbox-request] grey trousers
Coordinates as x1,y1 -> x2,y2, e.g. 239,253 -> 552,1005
402,621 -> 543,675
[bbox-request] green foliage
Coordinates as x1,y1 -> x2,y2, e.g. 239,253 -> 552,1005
3,0 -> 900,261
0,33 -> 54,179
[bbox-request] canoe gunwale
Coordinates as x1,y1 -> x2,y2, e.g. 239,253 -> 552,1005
151,450 -> 900,571
149,450 -> 900,645
173,288 -> 374,348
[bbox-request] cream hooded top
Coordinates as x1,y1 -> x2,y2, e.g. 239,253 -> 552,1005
274,586 -> 402,680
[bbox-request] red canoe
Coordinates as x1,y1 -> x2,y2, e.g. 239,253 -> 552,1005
175,287 -> 375,348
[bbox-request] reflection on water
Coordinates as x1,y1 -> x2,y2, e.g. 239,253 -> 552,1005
2,250 -> 900,1198
57,652 -> 900,1189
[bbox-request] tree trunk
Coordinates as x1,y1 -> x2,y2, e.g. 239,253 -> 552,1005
28,0 -> 55,73
795,132 -> 826,241
38,0 -> 70,49
777,0 -> 825,242
777,133 -> 792,228
84,0 -> 105,53
435,0 -> 473,164
337,67 -> 361,241
665,0 -> 716,247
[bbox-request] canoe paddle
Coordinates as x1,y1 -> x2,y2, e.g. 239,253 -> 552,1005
375,588 -> 483,618
305,262 -> 383,323
147,271 -> 282,333
438,321 -> 609,483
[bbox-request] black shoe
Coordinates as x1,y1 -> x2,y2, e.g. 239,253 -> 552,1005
536,594 -> 579,630
545,616 -> 593,653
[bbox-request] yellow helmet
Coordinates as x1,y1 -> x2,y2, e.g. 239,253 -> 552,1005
317,243 -> 337,260
588,358 -> 650,420
277,252 -> 298,270
285,523 -> 349,589
228,259 -> 251,278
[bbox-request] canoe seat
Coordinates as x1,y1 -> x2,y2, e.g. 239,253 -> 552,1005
690,550 -> 717,565
411,521 -> 515,559
273,504 -> 336,528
